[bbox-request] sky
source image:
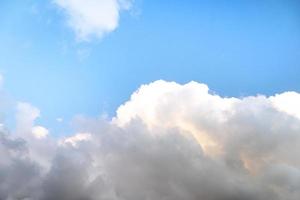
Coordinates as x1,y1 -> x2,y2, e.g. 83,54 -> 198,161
1,0 -> 300,131
0,1 -> 300,199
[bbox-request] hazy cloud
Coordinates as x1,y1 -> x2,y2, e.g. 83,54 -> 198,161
0,74 -> 3,88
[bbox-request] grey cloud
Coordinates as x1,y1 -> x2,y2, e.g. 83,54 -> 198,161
0,132 -> 41,200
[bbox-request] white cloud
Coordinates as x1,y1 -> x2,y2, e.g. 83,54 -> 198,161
32,126 -> 49,139
270,91 -> 300,120
1,80 -> 300,200
54,0 -> 133,41
15,102 -> 40,135
59,132 -> 92,147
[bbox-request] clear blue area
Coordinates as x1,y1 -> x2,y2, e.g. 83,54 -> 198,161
0,0 -> 300,133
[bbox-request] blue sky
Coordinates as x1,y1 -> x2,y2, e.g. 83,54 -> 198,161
0,0 -> 300,132
2,1 -> 300,198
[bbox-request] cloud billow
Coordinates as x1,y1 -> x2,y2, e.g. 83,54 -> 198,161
54,0 -> 133,41
0,80 -> 300,200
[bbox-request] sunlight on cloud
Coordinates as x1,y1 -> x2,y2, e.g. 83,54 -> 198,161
32,126 -> 49,139
54,0 -> 134,41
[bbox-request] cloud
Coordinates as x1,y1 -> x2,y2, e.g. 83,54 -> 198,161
32,126 -> 49,139
56,117 -> 63,122
270,91 -> 300,120
16,102 -> 40,133
0,80 -> 300,199
59,132 -> 91,147
54,0 -> 134,41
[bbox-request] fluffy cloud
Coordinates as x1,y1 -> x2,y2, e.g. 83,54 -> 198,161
0,80 -> 300,200
15,102 -> 40,135
270,91 -> 300,120
54,0 -> 133,41
32,126 -> 49,139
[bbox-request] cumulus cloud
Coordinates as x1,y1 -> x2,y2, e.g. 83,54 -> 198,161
16,102 -> 40,135
0,80 -> 300,200
32,126 -> 49,139
270,91 -> 300,120
54,0 -> 134,41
